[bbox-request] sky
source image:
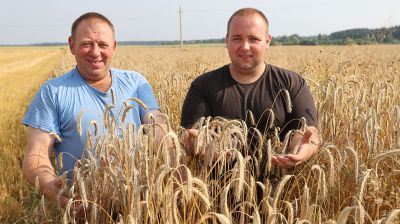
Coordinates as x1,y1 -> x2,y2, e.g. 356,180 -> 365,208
0,0 -> 399,45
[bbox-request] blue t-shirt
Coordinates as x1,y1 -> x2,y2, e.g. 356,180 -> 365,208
23,67 -> 159,180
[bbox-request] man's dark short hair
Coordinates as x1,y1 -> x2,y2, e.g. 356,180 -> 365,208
71,12 -> 115,38
227,8 -> 269,35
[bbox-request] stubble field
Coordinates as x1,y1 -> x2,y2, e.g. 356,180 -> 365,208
0,44 -> 399,223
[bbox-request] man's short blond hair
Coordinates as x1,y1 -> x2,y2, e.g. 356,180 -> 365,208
71,12 -> 115,39
227,8 -> 269,35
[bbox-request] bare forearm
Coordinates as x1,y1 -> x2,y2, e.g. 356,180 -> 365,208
22,154 -> 56,192
23,126 -> 68,206
23,154 -> 69,208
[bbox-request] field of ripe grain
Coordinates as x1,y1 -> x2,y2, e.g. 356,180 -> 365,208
0,45 -> 399,223
0,46 -> 73,220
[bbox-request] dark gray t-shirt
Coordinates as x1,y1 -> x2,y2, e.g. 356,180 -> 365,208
181,64 -> 318,138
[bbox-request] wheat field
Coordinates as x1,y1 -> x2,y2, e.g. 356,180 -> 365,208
0,44 -> 399,223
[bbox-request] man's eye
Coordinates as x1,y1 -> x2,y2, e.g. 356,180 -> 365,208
99,44 -> 109,48
250,38 -> 260,43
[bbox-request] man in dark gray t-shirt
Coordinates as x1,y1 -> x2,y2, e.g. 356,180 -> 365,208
181,7 -> 321,169
181,64 -> 318,138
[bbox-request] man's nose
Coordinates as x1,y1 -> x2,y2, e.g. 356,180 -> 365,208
90,44 -> 100,57
241,40 -> 250,50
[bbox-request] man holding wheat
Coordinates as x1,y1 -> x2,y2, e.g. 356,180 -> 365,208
181,8 -> 321,169
22,12 -> 163,210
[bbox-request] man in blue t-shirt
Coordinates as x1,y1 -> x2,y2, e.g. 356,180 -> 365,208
22,12 -> 162,209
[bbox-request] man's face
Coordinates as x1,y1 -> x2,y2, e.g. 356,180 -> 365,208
68,20 -> 116,83
226,14 -> 271,74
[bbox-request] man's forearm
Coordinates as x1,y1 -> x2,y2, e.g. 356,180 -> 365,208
23,154 -> 57,192
23,155 -> 70,208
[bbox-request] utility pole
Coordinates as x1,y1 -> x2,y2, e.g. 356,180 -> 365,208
178,6 -> 183,51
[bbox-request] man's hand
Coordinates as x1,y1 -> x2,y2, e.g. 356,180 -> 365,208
181,128 -> 222,162
181,128 -> 198,153
272,126 -> 320,169
43,176 -> 70,208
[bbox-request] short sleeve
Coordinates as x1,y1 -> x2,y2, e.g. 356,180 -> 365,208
136,80 -> 160,120
22,83 -> 60,135
180,77 -> 211,128
285,75 -> 318,131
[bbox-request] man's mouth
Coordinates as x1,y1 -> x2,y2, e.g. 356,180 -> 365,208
88,59 -> 103,65
239,54 -> 252,58
239,54 -> 252,59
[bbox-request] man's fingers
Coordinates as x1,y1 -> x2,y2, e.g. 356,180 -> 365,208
59,195 -> 70,209
181,128 -> 198,153
68,201 -> 92,219
285,153 -> 303,162
182,129 -> 228,163
272,155 -> 296,169
181,130 -> 194,151
54,177 -> 65,188
303,129 -> 312,143
187,129 -> 198,137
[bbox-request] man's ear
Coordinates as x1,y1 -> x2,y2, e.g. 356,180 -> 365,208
68,36 -> 75,55
266,34 -> 272,48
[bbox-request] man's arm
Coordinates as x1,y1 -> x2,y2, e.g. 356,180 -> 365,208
180,77 -> 214,158
22,126 -> 69,208
272,126 -> 320,169
272,72 -> 320,169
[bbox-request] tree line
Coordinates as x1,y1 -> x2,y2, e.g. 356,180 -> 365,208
154,25 -> 400,46
155,25 -> 400,46
271,25 -> 400,46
